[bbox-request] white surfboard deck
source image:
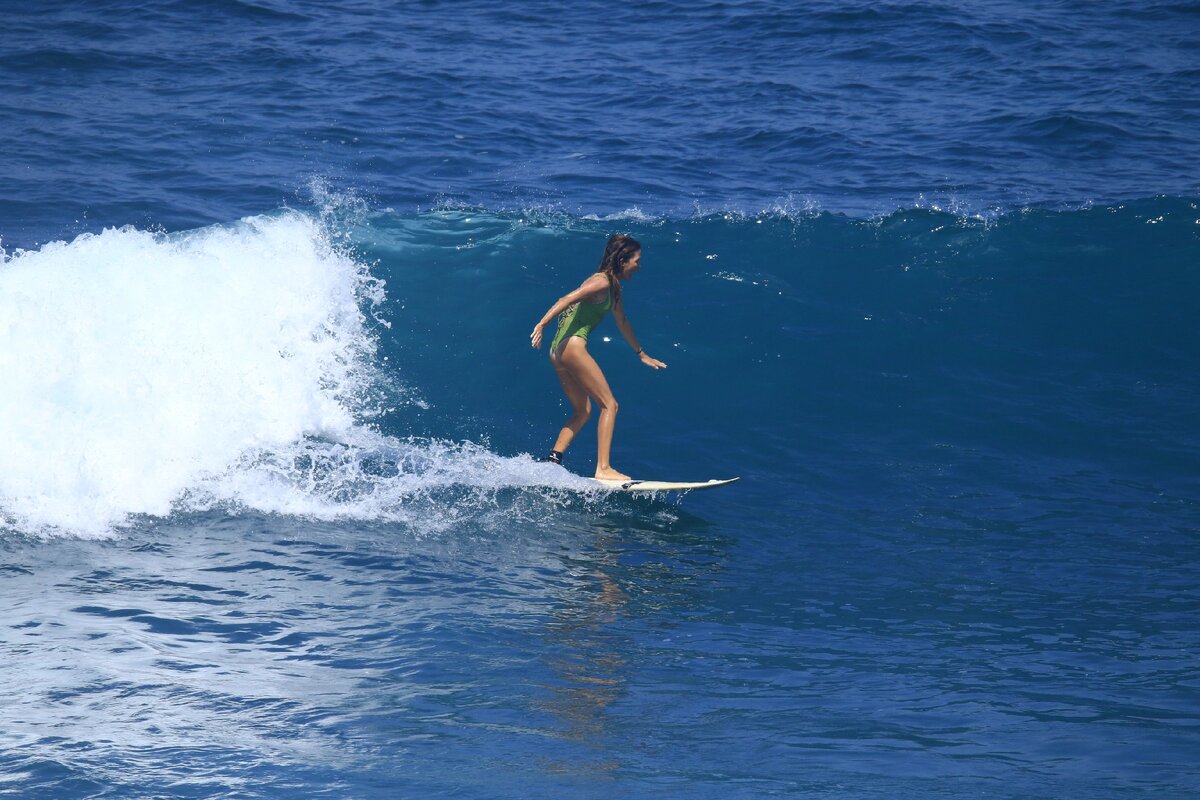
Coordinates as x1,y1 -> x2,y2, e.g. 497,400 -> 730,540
590,477 -> 740,492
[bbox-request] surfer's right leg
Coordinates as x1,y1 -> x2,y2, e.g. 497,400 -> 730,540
550,349 -> 591,457
557,337 -> 628,481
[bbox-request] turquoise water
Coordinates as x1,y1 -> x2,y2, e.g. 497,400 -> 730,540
2,1 -> 1199,797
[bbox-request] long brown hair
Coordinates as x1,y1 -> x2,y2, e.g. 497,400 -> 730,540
597,233 -> 640,306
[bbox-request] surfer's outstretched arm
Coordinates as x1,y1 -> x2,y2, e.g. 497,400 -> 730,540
612,300 -> 667,369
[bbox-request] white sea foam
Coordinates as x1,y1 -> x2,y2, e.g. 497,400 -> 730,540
0,212 -> 592,538
582,207 -> 661,223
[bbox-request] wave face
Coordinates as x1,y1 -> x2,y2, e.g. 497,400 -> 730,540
2,201 -> 1198,798
3,1 -> 1200,244
3,197 -> 1196,537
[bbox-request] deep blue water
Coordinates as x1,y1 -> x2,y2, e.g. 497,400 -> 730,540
2,2 -> 1200,798
3,0 -> 1200,245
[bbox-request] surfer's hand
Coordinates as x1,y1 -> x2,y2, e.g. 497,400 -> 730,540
639,352 -> 667,369
530,324 -> 544,349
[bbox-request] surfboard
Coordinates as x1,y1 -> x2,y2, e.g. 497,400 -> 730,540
590,477 -> 740,492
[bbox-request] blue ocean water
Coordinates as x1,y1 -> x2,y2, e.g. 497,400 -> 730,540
2,2 -> 1199,798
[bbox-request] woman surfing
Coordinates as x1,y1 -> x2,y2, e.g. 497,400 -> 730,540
530,234 -> 667,480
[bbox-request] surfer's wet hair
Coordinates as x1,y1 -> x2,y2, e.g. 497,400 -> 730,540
597,233 -> 640,305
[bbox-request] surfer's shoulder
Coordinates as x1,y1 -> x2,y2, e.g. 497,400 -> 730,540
575,272 -> 609,298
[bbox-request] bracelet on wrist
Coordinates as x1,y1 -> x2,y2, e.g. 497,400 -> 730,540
635,347 -> 644,356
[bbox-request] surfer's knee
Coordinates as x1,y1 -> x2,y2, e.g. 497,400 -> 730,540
597,396 -> 618,414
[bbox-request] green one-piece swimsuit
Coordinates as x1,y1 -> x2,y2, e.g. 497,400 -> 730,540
551,276 -> 613,353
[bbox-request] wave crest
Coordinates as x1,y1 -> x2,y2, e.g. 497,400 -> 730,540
0,212 -> 383,536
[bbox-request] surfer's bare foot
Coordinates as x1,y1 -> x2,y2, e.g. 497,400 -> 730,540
594,467 -> 631,481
